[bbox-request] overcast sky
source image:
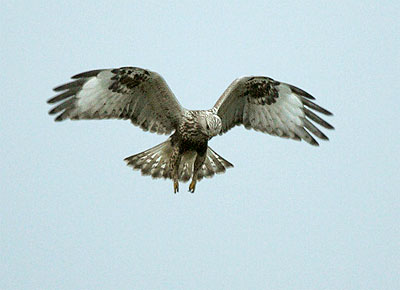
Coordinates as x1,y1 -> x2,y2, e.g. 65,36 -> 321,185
1,1 -> 399,289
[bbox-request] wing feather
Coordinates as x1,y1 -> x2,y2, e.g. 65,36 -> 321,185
213,76 -> 334,146
304,107 -> 334,129
48,67 -> 185,135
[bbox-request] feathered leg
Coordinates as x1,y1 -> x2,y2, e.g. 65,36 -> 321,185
169,146 -> 181,193
189,153 -> 206,193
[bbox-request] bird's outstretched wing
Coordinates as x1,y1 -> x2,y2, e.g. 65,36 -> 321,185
48,67 -> 185,135
213,76 -> 334,146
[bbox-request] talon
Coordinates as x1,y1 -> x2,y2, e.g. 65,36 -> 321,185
189,180 -> 196,193
174,180 -> 179,193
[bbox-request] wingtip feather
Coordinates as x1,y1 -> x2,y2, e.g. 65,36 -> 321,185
71,69 -> 104,79
54,115 -> 64,121
53,79 -> 85,92
289,84 -> 316,100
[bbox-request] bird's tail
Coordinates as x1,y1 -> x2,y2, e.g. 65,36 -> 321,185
124,139 -> 233,182
124,139 -> 173,180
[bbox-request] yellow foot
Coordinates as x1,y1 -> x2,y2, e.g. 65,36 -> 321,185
188,180 -> 197,193
174,180 -> 179,193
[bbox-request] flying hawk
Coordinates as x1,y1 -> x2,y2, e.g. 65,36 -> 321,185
48,67 -> 334,193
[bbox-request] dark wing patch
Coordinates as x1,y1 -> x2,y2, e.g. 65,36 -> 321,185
109,67 -> 150,92
47,67 -> 184,134
244,77 -> 280,105
213,76 -> 334,146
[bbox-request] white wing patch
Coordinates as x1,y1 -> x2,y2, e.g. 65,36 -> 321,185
48,67 -> 185,135
76,71 -> 113,110
214,76 -> 334,146
244,86 -> 305,139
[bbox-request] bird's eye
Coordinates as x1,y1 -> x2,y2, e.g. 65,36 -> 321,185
206,124 -> 210,130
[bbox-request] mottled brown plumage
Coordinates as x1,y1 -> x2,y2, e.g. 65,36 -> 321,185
48,66 -> 334,192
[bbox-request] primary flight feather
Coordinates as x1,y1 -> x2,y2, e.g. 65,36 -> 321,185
48,66 -> 334,193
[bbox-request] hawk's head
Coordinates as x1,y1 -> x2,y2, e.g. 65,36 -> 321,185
199,111 -> 222,138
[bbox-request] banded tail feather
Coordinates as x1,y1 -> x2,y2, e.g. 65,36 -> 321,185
124,139 -> 233,182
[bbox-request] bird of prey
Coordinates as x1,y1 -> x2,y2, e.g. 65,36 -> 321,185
48,66 -> 334,193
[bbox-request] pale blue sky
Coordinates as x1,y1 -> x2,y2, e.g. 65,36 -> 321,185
1,1 -> 399,289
